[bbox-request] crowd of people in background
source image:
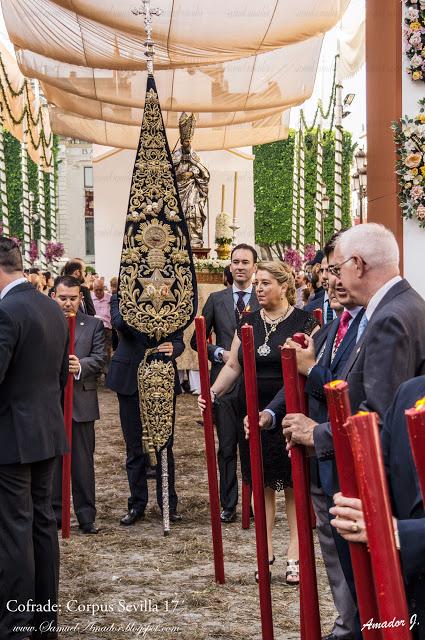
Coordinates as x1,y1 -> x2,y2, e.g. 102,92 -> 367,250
1,224 -> 425,640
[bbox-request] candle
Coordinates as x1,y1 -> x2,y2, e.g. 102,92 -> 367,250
221,184 -> 225,212
233,171 -> 238,222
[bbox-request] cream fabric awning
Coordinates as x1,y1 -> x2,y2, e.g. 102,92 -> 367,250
3,0 -> 350,69
50,107 -> 290,151
1,0 -> 352,149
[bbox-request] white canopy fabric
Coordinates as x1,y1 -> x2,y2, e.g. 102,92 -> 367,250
49,107 -> 290,151
1,0 -> 357,149
2,0 -> 350,69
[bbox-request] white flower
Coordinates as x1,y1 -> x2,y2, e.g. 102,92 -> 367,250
407,7 -> 420,19
215,212 -> 232,240
411,54 -> 423,67
404,169 -> 417,181
405,139 -> 417,152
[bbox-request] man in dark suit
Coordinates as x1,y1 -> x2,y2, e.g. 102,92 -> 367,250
190,243 -> 259,523
62,259 -> 96,316
280,223 -> 425,472
0,238 -> 68,640
51,276 -> 105,534
305,253 -> 336,325
330,376 -> 425,639
257,235 -> 363,640
106,295 -> 185,525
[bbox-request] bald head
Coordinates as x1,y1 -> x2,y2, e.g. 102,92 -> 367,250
93,278 -> 105,300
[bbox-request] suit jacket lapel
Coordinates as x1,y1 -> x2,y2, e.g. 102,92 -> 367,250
223,287 -> 236,328
331,309 -> 364,372
74,311 -> 85,348
341,280 -> 410,378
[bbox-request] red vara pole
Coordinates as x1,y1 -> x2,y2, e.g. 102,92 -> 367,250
348,412 -> 412,639
313,308 -> 323,327
292,333 -> 308,414
241,324 -> 274,640
242,481 -> 251,530
195,317 -> 225,584
281,346 -> 321,640
324,381 -> 382,639
62,313 -> 76,539
405,397 -> 425,503
291,333 -> 315,528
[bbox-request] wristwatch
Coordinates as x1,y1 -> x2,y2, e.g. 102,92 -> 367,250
217,350 -> 224,363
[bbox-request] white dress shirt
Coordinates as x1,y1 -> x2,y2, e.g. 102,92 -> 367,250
365,276 -> 402,321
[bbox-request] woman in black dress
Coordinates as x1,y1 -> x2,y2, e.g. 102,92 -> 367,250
199,261 -> 318,582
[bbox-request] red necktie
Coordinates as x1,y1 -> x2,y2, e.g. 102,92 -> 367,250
333,309 -> 352,352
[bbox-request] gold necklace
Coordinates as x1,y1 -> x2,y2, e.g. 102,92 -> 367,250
258,306 -> 292,356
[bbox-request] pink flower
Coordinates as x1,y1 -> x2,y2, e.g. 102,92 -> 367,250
407,7 -> 420,20
411,185 -> 424,200
284,248 -> 303,271
410,31 -> 422,47
416,205 -> 425,220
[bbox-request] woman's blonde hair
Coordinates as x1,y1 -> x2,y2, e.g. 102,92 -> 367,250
256,261 -> 296,306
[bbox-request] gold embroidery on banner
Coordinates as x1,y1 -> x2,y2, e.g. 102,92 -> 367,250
119,87 -> 194,340
138,354 -> 175,465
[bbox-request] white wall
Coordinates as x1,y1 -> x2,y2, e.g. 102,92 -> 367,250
57,141 -> 93,263
93,146 -> 255,282
402,8 -> 425,299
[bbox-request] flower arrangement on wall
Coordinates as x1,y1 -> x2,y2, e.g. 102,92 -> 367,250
392,98 -> 425,226
194,257 -> 229,274
403,1 -> 425,82
45,241 -> 64,264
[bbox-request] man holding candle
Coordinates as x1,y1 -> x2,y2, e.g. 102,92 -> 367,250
191,243 -> 259,523
330,376 -> 425,639
0,238 -> 69,640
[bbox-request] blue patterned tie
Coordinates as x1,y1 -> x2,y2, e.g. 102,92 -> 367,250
356,314 -> 368,343
326,299 -> 334,324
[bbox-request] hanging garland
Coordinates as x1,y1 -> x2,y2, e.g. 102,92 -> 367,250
403,1 -> 425,82
299,57 -> 337,133
392,97 -> 425,227
0,54 -> 54,165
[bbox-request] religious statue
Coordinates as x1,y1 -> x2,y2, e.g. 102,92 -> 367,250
172,112 -> 210,248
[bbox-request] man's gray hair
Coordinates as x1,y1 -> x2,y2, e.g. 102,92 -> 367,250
336,223 -> 399,269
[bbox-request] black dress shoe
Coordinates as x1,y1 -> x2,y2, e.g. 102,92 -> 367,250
220,509 -> 237,523
170,511 -> 182,523
79,522 -> 100,534
120,509 -> 144,526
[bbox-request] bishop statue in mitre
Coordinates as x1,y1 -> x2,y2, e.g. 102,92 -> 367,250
172,113 -> 210,248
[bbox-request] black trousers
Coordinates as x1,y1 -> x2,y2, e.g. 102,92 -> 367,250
214,387 -> 240,511
0,458 -> 59,640
52,420 -> 96,526
117,392 -> 177,514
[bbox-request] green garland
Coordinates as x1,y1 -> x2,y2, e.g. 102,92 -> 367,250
254,128 -> 354,247
0,53 -> 54,165
27,152 -> 40,240
1,129 -> 59,240
3,129 -> 23,238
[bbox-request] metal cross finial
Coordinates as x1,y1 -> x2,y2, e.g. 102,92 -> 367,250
132,1 -> 161,76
